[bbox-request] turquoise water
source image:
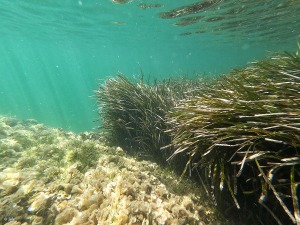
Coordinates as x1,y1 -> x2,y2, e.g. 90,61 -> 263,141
0,0 -> 299,132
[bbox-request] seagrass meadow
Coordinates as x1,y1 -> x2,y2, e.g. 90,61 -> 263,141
96,74 -> 203,164
97,51 -> 300,225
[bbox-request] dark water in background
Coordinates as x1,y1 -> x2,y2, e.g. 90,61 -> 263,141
0,0 -> 299,132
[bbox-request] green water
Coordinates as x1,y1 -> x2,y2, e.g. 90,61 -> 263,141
0,0 -> 299,132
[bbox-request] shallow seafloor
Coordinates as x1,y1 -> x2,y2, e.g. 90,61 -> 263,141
0,116 -> 228,225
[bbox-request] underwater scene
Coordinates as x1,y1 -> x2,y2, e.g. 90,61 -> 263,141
0,0 -> 300,225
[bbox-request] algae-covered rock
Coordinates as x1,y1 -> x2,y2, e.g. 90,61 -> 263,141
0,116 -> 226,225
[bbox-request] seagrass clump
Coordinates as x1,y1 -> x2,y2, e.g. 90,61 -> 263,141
166,53 -> 300,224
96,74 -> 179,161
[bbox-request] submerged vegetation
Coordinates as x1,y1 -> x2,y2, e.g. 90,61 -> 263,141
97,52 -> 300,225
96,74 -> 201,163
166,53 -> 300,224
96,74 -> 173,162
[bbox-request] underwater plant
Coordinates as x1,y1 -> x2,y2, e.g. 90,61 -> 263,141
96,73 -> 203,164
96,74 -> 174,162
165,52 -> 300,224
96,50 -> 300,224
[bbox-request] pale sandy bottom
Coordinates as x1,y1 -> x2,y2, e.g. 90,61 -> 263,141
0,116 -> 227,225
